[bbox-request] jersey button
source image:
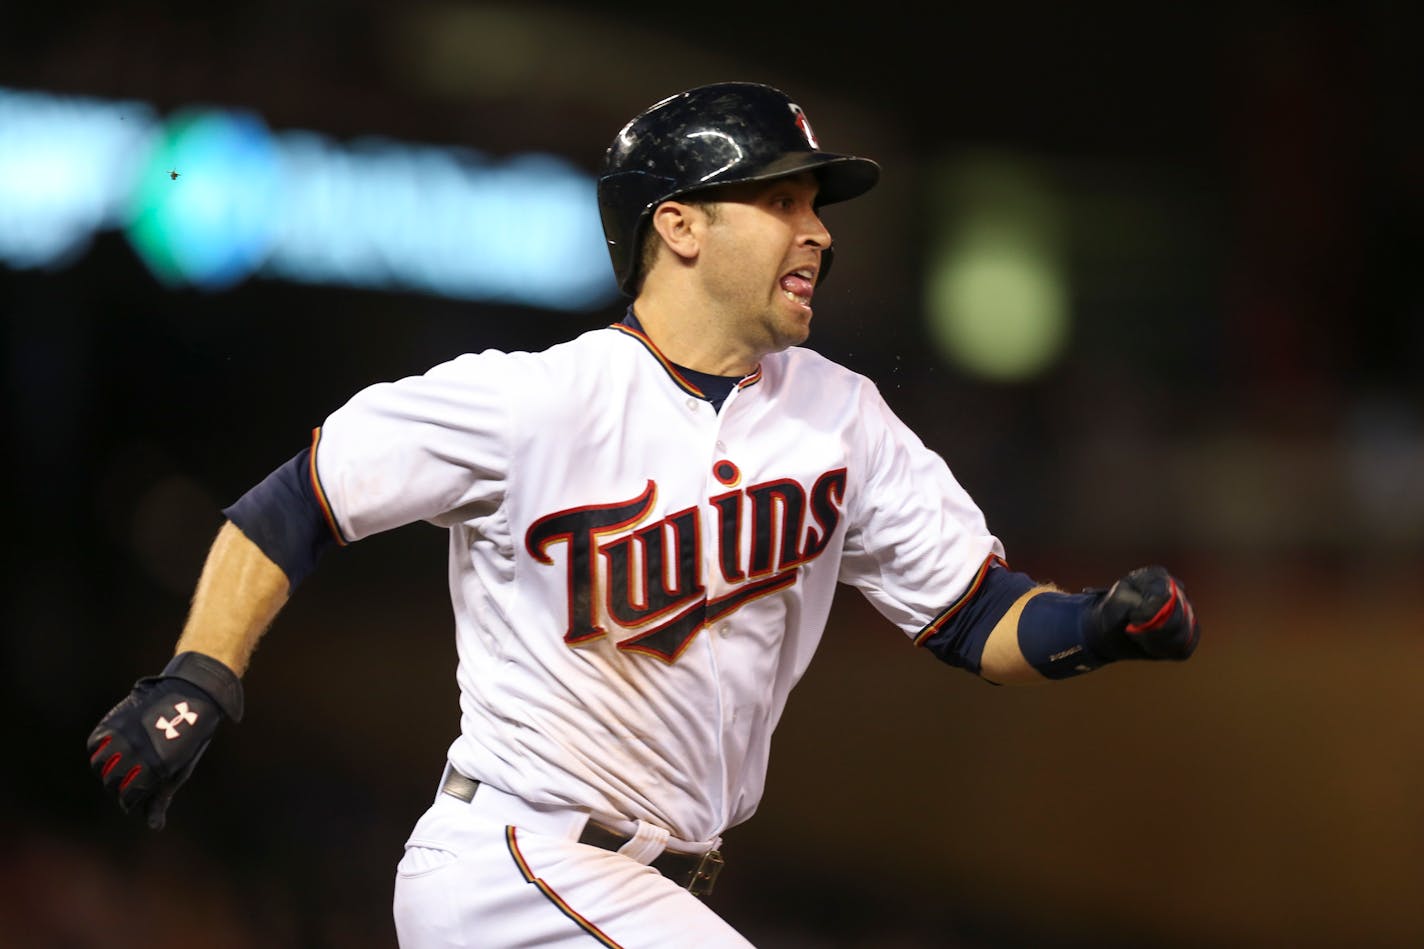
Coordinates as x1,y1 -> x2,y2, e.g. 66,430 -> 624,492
685,398 -> 698,411
715,440 -> 726,452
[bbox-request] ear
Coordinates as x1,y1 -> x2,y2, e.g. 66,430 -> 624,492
649,201 -> 705,264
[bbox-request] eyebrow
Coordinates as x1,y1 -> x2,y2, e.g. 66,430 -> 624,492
761,177 -> 819,200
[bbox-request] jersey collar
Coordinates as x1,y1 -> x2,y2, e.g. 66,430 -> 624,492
609,309 -> 763,400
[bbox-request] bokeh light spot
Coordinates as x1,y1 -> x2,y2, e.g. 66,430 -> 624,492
925,154 -> 1069,382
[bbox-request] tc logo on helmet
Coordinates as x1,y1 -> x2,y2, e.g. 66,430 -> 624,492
788,104 -> 819,149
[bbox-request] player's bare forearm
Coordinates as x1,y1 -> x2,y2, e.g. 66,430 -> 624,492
87,518 -> 274,828
174,520 -> 290,676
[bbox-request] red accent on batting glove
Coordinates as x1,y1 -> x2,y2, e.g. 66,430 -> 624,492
90,735 -> 112,761
1126,578 -> 1181,634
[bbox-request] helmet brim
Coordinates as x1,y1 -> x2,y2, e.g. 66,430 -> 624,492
682,151 -> 880,207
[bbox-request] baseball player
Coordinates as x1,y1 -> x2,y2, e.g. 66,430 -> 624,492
88,82 -> 1200,947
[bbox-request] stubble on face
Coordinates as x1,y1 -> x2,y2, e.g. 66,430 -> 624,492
695,176 -> 827,360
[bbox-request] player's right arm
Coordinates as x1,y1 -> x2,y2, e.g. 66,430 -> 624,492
88,352 -> 512,829
84,519 -> 285,830
173,519 -> 291,675
86,442 -> 332,830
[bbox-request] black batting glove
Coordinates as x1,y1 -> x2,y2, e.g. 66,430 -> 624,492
1086,565 -> 1200,662
86,652 -> 244,830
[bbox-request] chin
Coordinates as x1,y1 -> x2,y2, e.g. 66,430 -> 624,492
776,319 -> 812,351
752,300 -> 812,354
789,306 -> 814,338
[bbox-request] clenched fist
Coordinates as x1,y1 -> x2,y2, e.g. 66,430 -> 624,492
1088,565 -> 1201,662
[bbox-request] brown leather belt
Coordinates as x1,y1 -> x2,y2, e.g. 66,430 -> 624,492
439,769 -> 724,897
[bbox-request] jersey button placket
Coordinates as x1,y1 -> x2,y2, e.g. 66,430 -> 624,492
701,410 -> 737,829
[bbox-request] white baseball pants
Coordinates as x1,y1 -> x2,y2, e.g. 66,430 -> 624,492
392,778 -> 755,948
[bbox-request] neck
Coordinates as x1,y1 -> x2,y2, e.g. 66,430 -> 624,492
631,289 -> 761,377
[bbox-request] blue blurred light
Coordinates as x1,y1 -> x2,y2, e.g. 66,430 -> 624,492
0,85 -> 619,311
0,88 -> 156,268
264,135 -> 612,309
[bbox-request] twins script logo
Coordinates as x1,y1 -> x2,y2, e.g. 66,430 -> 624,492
526,462 -> 846,663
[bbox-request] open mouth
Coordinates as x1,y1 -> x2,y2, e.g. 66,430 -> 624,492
779,268 -> 816,307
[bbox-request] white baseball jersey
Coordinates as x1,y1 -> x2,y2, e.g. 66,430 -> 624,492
314,320 -> 1001,844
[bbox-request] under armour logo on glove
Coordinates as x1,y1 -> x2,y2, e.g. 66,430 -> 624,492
87,652 -> 243,830
155,702 -> 198,739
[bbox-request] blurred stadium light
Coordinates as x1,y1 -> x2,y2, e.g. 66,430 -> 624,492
924,152 -> 1069,382
0,87 -> 155,269
0,85 -> 619,310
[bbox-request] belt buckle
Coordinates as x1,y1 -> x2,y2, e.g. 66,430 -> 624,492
686,849 -> 724,897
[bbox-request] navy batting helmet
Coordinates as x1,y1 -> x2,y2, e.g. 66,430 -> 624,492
597,82 -> 881,295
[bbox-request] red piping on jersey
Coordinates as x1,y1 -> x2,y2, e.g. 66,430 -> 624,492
307,427 -> 349,546
914,553 -> 1008,646
608,323 -> 763,396
505,826 -> 626,948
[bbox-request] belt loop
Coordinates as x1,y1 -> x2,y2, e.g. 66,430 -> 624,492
438,762 -> 481,804
616,820 -> 670,865
436,761 -> 455,805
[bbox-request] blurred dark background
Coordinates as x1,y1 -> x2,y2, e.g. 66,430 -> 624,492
4,1 -> 1422,946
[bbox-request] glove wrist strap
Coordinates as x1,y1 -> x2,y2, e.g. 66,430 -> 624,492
162,651 -> 245,722
1017,591 -> 1114,679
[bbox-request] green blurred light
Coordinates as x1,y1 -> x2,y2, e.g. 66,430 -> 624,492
125,109 -> 279,290
928,242 -> 1068,381
924,155 -> 1069,382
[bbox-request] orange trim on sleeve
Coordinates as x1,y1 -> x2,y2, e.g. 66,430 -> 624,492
307,427 -> 348,547
913,553 -> 1008,646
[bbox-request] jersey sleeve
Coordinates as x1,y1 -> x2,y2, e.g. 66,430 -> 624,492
311,350 -> 511,542
838,380 -> 1004,639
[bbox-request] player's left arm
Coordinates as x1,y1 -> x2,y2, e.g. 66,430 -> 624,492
922,563 -> 1200,684
841,379 -> 1198,682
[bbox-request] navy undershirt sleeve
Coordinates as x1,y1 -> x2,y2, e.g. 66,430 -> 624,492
222,447 -> 338,588
1017,591 -> 1108,678
920,565 -> 1038,674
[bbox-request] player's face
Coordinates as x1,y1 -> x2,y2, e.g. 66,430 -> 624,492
697,172 -> 832,355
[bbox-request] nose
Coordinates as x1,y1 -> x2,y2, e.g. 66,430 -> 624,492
800,209 -> 832,251
816,247 -> 837,285
801,208 -> 834,284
